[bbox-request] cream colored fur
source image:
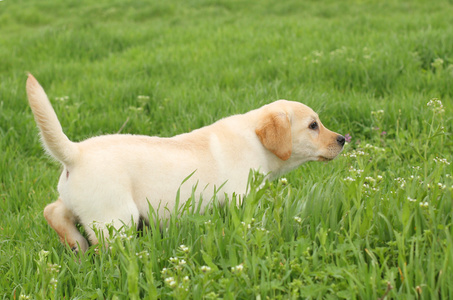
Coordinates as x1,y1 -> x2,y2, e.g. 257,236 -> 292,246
26,74 -> 345,253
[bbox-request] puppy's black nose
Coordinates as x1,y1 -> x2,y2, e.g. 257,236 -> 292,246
337,135 -> 346,146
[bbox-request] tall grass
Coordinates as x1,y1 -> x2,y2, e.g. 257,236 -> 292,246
1,0 -> 452,298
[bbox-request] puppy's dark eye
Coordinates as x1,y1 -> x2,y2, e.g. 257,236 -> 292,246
309,121 -> 318,130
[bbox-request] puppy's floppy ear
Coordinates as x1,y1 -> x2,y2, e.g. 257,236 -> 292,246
255,112 -> 292,161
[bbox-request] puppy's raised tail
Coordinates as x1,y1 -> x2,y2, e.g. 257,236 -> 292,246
26,74 -> 79,166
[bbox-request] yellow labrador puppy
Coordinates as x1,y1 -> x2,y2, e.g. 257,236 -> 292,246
26,74 -> 345,253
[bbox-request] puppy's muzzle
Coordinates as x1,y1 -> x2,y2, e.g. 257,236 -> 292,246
336,135 -> 346,147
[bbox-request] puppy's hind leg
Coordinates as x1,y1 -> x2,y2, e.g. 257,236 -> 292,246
43,198 -> 89,253
80,199 -> 141,249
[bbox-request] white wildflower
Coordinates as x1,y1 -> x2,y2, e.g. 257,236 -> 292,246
241,222 -> 251,229
200,265 -> 211,273
427,98 -> 444,114
431,58 -> 444,69
257,227 -> 269,233
371,110 -> 384,116
55,96 -> 69,102
50,278 -> 58,289
313,50 -> 323,57
395,177 -> 406,188
165,277 -> 177,287
136,251 -> 149,258
433,157 -> 450,165
231,263 -> 244,273
179,244 -> 189,253
365,177 -> 376,183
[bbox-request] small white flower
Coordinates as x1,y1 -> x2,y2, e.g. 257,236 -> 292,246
257,227 -> 269,233
231,263 -> 244,273
294,216 -> 302,224
179,259 -> 186,265
420,202 -> 429,208
136,251 -> 149,258
371,110 -> 384,116
407,197 -> 416,202
240,222 -> 251,229
280,178 -> 288,185
55,96 -> 69,102
179,244 -> 189,253
433,157 -> 450,165
427,98 -> 445,114
165,277 -> 177,287
313,50 -> 323,57
431,59 -> 444,69
200,265 -> 211,273
395,177 -> 406,188
128,106 -> 143,112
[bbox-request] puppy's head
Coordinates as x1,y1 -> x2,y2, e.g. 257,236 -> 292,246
255,100 -> 345,163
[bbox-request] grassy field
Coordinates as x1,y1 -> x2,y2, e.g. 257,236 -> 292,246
1,0 -> 452,298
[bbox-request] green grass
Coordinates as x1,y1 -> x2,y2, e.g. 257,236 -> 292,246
1,0 -> 452,298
